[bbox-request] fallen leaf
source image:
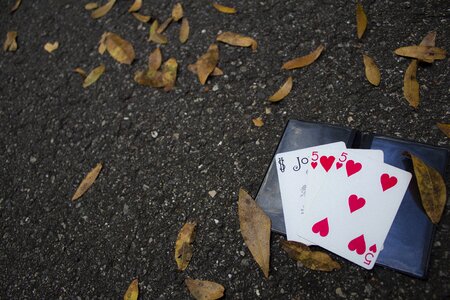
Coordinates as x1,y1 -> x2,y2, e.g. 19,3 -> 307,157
149,20 -> 168,44
356,2 -> 367,39
175,220 -> 197,271
363,54 -> 380,86
238,188 -> 270,278
3,31 -> 18,52
252,117 -> 264,127
394,46 -> 446,63
44,41 -> 59,53
148,47 -> 162,71
282,44 -> 324,70
408,153 -> 447,224
185,279 -> 225,300
188,65 -> 223,76
123,278 -> 139,300
11,0 -> 21,12
172,3 -> 183,21
157,17 -> 173,34
134,70 -> 163,87
91,0 -> 116,19
193,44 -> 219,85
132,12 -> 151,23
281,240 -> 341,272
128,0 -> 142,12
179,17 -> 189,44
72,162 -> 103,200
104,32 -> 135,64
85,2 -> 98,10
73,67 -> 87,78
216,32 -> 257,52
268,76 -> 293,102
162,58 -> 178,91
420,31 -> 436,47
437,123 -> 450,138
83,64 -> 105,88
403,60 -> 419,108
212,3 -> 237,14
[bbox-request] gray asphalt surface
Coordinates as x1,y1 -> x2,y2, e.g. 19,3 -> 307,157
1,0 -> 449,299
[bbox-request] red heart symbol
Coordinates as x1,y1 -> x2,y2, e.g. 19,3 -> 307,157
380,173 -> 397,191
336,162 -> 343,169
320,156 -> 336,172
346,160 -> 362,177
369,244 -> 377,253
348,234 -> 366,255
311,162 -> 318,169
312,218 -> 329,237
348,194 -> 366,213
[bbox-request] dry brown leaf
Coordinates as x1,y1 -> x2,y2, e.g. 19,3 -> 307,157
356,2 -> 367,39
179,17 -> 189,44
194,44 -> 219,85
408,153 -> 447,224
268,76 -> 293,102
216,32 -> 257,52
157,17 -> 173,34
72,162 -> 103,200
83,64 -> 105,88
282,45 -> 324,70
281,240 -> 341,272
437,123 -> 450,138
363,54 -> 380,86
91,0 -> 116,19
238,188 -> 270,278
148,47 -> 162,71
212,3 -> 237,14
85,2 -> 99,10
3,31 -> 18,52
73,67 -> 87,78
162,58 -> 178,91
123,278 -> 139,300
175,220 -> 197,271
172,3 -> 183,21
394,46 -> 446,63
185,279 -> 225,300
252,117 -> 264,127
420,31 -> 436,47
403,60 -> 419,108
134,70 -> 163,87
11,0 -> 21,12
132,12 -> 151,23
128,0 -> 142,12
188,65 -> 223,76
149,20 -> 168,44
104,32 -> 135,64
44,41 -> 59,53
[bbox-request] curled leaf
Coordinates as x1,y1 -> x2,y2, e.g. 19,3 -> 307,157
179,17 -> 189,44
281,240 -> 341,272
185,279 -> 225,300
3,31 -> 18,52
216,32 -> 257,52
157,17 -> 173,34
252,117 -> 264,127
193,44 -> 219,85
213,3 -> 236,14
162,58 -> 178,91
128,0 -> 142,12
83,64 -> 105,88
172,3 -> 183,21
282,44 -> 324,70
11,0 -> 21,13
148,47 -> 162,71
44,41 -> 59,53
408,153 -> 447,224
149,20 -> 168,44
73,67 -> 87,78
123,278 -> 139,300
238,188 -> 270,278
91,0 -> 116,19
72,162 -> 103,200
437,123 -> 450,138
356,2 -> 367,39
363,54 -> 380,86
175,220 -> 197,271
85,2 -> 99,10
132,12 -> 151,23
268,76 -> 293,102
98,32 -> 108,54
403,60 -> 419,108
394,46 -> 446,63
104,32 -> 135,64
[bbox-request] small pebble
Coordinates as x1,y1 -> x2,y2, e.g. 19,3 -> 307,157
151,131 -> 158,138
30,156 -> 37,163
336,287 -> 346,298
208,190 -> 217,198
212,84 -> 219,91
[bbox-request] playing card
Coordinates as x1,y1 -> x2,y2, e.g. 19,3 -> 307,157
296,151 -> 412,269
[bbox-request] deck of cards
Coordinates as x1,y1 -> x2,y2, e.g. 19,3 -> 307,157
276,142 -> 412,269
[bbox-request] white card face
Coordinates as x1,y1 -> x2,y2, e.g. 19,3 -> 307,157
275,142 -> 346,244
296,151 -> 412,269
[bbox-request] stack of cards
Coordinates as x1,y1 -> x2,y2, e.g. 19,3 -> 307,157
276,142 -> 412,269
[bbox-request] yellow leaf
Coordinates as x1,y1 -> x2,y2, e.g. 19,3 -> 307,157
362,54 -> 380,86
252,117 -> 264,127
91,0 -> 116,19
282,45 -> 324,70
356,2 -> 367,39
216,31 -> 257,52
3,31 -> 18,52
172,3 -> 183,21
419,31 -> 436,47
148,47 -> 162,71
132,12 -> 151,23
162,58 -> 178,91
44,41 -> 59,53
128,0 -> 142,13
408,153 -> 447,224
149,20 -> 168,44
194,44 -> 219,85
403,60 -> 419,108
72,162 -> 103,200
104,32 -> 135,64
185,279 -> 225,300
83,64 -> 105,88
437,123 -> 450,138
281,240 -> 341,272
394,46 -> 446,63
85,2 -> 99,10
157,17 -> 173,34
268,76 -> 293,102
174,220 -> 197,271
123,278 -> 139,300
179,17 -> 189,44
98,32 -> 108,54
73,67 -> 87,78
134,70 -> 164,87
212,3 -> 237,14
188,65 -> 223,77
10,0 -> 21,13
238,188 -> 270,278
